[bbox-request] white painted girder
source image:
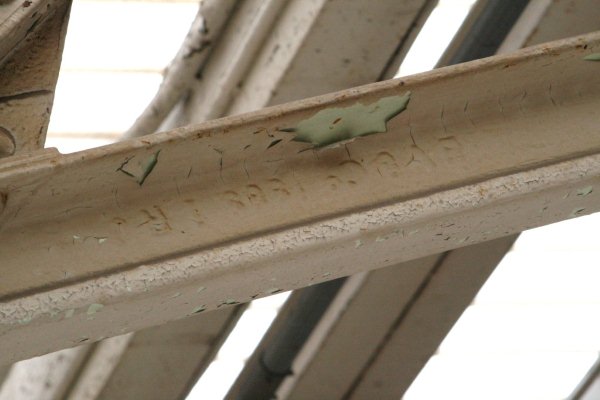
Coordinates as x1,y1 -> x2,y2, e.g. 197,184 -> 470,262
524,0 -> 600,47
277,236 -> 516,400
0,346 -> 90,400
345,236 -> 517,399
497,0 -> 600,55
226,0 -> 434,112
175,0 -> 435,124
65,334 -> 133,400
92,305 -> 246,400
103,0 -> 435,397
247,3 -> 600,396
1,32 -> 600,363
0,0 -> 437,396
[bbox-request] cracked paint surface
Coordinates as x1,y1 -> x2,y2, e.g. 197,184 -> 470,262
282,92 -> 411,147
4,33 -> 600,364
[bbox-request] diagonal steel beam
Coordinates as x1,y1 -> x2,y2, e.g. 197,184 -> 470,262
342,236 -> 517,399
0,345 -> 90,400
223,2 -> 600,398
276,236 -> 516,400
92,2 -> 437,397
3,1 -> 438,395
90,305 -> 246,400
1,32 -> 600,363
230,1 -> 530,397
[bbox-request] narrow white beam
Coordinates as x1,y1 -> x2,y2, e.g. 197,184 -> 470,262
92,306 -> 246,400
0,346 -> 90,400
1,32 -> 600,363
159,0 -> 435,130
64,334 -> 133,400
278,236 -> 516,400
522,0 -> 600,46
346,236 -> 517,399
8,2 -> 438,397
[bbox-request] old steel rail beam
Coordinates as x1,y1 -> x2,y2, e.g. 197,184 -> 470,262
0,0 -> 438,395
0,32 -> 600,363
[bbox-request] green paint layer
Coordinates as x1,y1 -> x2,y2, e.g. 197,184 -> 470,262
192,305 -> 206,314
584,53 -> 600,61
285,92 -> 411,148
117,150 -> 161,186
577,186 -> 593,196
87,303 -> 104,315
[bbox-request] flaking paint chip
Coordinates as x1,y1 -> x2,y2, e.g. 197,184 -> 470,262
192,305 -> 207,314
87,303 -> 104,316
282,92 -> 411,148
576,186 -> 593,196
117,150 -> 161,186
570,207 -> 586,218
584,53 -> 600,61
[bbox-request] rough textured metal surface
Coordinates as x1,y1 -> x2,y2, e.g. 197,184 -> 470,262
0,0 -> 70,155
346,236 -> 517,399
279,236 -> 516,399
6,1 -> 437,396
64,334 -> 133,400
96,1 -> 426,397
275,256 -> 439,399
524,0 -> 600,46
225,279 -> 345,400
1,32 -> 600,363
180,0 -> 434,122
93,306 -> 245,400
498,0 -> 600,53
0,346 -> 90,400
0,0 -> 53,62
235,2 -> 530,398
230,0 -> 433,112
